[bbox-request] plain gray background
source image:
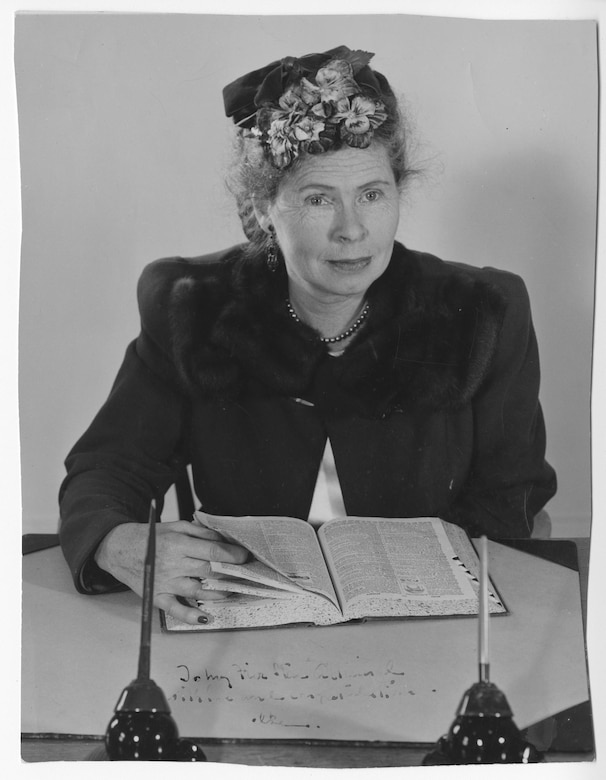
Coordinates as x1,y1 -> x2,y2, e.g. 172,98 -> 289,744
15,13 -> 597,537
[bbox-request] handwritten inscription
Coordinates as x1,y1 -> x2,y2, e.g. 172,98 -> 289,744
251,713 -> 319,729
169,657 -> 438,729
177,665 -> 233,688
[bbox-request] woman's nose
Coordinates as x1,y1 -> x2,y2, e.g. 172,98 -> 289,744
331,204 -> 368,243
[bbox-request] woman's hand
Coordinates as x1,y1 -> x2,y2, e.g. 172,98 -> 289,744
94,520 -> 249,626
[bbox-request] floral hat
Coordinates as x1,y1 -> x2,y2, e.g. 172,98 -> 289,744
223,45 -> 392,169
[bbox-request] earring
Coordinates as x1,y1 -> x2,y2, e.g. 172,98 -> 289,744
266,229 -> 279,272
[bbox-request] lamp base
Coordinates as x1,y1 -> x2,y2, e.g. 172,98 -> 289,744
422,680 -> 544,764
88,738 -> 207,762
422,718 -> 543,764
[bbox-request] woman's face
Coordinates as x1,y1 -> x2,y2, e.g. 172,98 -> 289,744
261,144 -> 401,302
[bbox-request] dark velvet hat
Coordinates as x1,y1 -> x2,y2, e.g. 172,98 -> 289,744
222,44 -> 393,127
222,45 -> 395,169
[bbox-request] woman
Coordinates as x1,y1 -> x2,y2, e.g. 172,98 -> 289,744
59,45 -> 556,626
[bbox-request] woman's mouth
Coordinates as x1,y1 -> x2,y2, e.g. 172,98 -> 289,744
325,256 -> 372,272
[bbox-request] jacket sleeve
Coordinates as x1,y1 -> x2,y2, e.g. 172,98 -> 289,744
59,262 -> 192,593
444,271 -> 557,538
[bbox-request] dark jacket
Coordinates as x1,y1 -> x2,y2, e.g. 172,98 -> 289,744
59,241 -> 557,592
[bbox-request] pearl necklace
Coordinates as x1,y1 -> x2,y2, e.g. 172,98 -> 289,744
286,299 -> 370,344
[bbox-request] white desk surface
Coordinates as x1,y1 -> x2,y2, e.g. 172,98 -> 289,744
22,541 -> 589,743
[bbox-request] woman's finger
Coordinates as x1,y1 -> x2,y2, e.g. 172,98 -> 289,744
169,576 -> 232,602
156,592 -> 213,627
175,518 -> 249,563
176,552 -> 245,579
171,538 -> 248,568
178,558 -> 214,579
170,576 -> 209,600
206,539 -> 249,564
196,589 -> 235,602
158,520 -> 225,540
157,523 -> 250,564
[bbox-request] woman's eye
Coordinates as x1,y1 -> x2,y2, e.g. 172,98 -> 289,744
306,195 -> 328,206
363,190 -> 381,202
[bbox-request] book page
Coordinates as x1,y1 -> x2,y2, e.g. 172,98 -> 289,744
318,517 -> 505,620
198,575 -> 304,600
209,559 -> 309,594
195,512 -> 339,608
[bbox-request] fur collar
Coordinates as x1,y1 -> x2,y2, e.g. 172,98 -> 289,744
166,242 -> 506,417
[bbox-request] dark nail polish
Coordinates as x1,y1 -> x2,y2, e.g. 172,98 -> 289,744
197,615 -> 208,624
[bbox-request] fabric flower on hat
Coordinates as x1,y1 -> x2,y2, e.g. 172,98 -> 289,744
292,115 -> 329,155
267,118 -> 298,169
292,115 -> 324,143
299,59 -> 359,106
261,89 -> 307,133
333,96 -> 388,148
278,87 -> 307,115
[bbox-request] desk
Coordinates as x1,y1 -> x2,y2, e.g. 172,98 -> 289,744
21,537 -> 593,766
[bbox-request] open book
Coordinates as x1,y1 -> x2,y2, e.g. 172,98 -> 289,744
162,514 -> 506,632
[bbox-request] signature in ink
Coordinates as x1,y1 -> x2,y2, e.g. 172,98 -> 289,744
176,664 -> 233,689
251,712 -> 318,728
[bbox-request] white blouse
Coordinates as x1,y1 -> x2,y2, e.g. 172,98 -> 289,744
307,438 -> 347,528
